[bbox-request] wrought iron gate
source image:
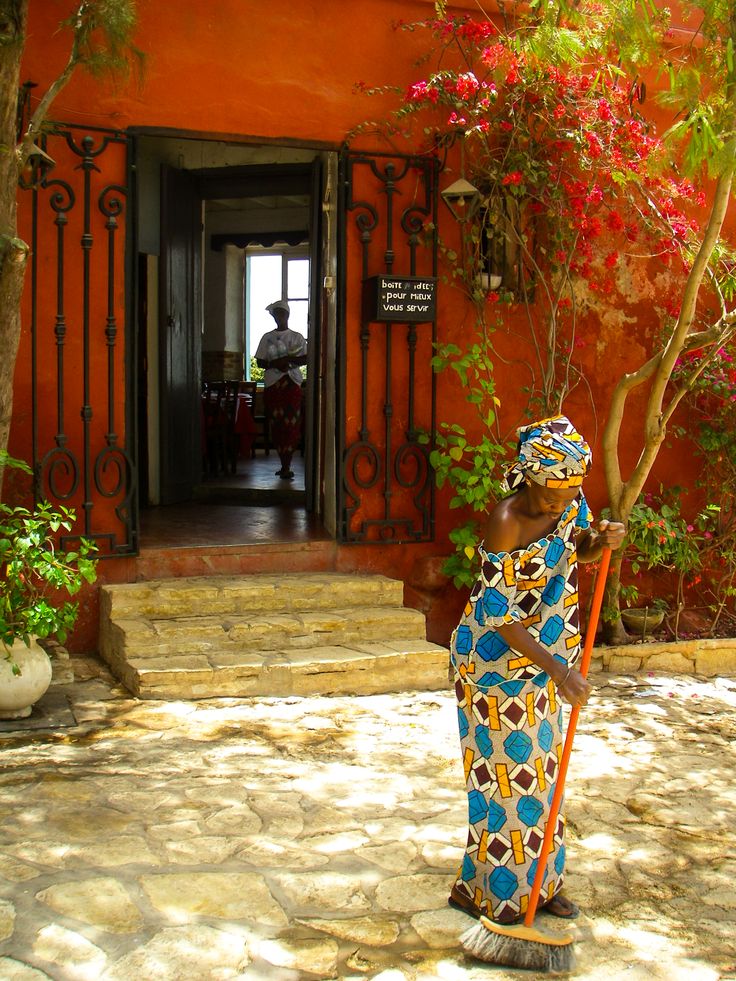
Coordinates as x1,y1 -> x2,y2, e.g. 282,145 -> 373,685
337,150 -> 439,544
23,123 -> 136,556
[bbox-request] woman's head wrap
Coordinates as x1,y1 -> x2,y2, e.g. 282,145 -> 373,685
503,415 -> 592,492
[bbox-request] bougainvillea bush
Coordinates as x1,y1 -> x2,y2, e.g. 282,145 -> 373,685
361,1 -> 736,634
378,7 -> 708,413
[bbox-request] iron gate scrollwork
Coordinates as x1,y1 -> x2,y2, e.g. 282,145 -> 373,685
338,150 -> 439,544
24,123 -> 136,556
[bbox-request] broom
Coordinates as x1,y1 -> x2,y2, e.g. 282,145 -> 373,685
460,546 -> 612,974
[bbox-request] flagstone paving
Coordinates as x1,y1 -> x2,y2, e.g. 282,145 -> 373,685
0,657 -> 735,980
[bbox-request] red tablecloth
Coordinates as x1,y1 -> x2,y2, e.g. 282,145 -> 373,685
233,393 -> 258,458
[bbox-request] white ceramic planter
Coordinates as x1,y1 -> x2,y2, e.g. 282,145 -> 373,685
0,638 -> 53,719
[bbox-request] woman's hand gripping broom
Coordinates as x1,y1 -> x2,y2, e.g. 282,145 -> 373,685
459,547 -> 612,974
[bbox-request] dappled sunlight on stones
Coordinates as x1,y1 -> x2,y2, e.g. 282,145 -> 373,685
159,835 -> 247,865
0,857 -> 40,883
139,872 -> 287,926
626,790 -> 729,830
116,702 -> 198,730
684,867 -> 736,910
1,675 -> 735,977
36,878 -> 143,933
581,913 -> 721,980
0,900 -> 15,941
573,830 -> 625,858
65,836 -> 162,868
146,819 -> 200,841
236,838 -> 330,870
410,908 -> 468,947
296,804 -> 361,836
251,793 -> 305,837
272,871 -> 372,914
420,840 -> 463,868
32,924 -> 107,978
295,764 -> 410,813
0,957 -> 52,978
357,841 -> 418,873
404,949 -> 503,980
296,914 -> 400,946
203,805 -> 262,835
102,924 -> 249,980
303,831 -> 370,854
375,873 -> 452,913
40,806 -> 139,839
254,935 -> 339,976
569,790 -> 647,828
6,835 -> 161,869
31,778 -> 97,804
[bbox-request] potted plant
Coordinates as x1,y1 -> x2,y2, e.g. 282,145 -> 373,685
615,489 -> 701,640
0,451 -> 97,719
620,600 -> 668,638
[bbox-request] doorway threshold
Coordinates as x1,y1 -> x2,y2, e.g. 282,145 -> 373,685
139,501 -> 328,550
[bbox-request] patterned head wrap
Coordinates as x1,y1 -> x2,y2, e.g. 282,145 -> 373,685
503,415 -> 592,492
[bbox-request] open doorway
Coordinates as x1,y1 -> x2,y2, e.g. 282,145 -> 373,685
133,136 -> 338,549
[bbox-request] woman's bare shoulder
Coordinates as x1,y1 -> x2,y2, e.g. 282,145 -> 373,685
482,498 -> 523,554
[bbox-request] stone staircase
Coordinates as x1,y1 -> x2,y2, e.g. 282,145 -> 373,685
98,572 -> 450,699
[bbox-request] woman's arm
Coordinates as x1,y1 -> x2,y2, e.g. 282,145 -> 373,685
494,622 -> 590,707
577,519 -> 626,562
483,501 -> 592,708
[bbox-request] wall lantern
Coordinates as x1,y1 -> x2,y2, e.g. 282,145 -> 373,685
18,141 -> 55,190
440,176 -> 482,223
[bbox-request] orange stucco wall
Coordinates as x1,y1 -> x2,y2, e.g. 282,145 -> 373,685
24,1 -> 443,143
12,1 -> 722,652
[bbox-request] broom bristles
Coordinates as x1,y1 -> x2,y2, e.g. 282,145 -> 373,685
460,916 -> 575,975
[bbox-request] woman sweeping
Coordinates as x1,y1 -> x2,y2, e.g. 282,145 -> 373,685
449,416 -> 625,926
256,300 -> 308,480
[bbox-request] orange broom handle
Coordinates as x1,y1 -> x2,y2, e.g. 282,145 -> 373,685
524,546 -> 612,927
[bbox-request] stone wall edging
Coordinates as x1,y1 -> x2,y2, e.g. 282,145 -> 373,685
590,637 -> 736,677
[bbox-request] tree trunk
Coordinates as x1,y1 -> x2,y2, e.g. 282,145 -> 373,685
0,0 -> 29,492
602,547 -> 629,644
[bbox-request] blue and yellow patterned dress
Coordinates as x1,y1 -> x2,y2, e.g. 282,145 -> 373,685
450,493 -> 591,924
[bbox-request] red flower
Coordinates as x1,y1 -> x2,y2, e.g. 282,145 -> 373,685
481,43 -> 506,68
585,132 -> 603,158
502,170 -> 523,186
455,72 -> 480,99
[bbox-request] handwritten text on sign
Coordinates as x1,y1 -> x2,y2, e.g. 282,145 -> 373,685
362,275 -> 437,323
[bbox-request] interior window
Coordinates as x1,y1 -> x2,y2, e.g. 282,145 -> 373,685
245,250 -> 310,379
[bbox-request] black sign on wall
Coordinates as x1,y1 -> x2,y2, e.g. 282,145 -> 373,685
362,275 -> 437,323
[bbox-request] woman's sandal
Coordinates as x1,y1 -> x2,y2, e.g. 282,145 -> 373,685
447,888 -> 482,920
540,893 -> 580,919
448,887 -> 579,922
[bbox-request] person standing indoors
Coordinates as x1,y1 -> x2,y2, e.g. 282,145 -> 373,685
448,416 -> 626,925
255,300 -> 308,480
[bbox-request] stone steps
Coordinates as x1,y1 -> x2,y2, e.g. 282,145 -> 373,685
99,573 -> 450,699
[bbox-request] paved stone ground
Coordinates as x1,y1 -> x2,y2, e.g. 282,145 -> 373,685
0,657 -> 735,980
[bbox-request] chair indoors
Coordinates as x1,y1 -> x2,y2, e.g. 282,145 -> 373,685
243,381 -> 270,457
201,381 -> 228,476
